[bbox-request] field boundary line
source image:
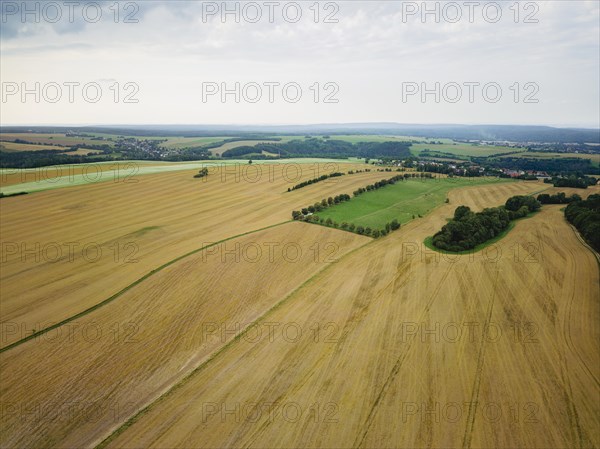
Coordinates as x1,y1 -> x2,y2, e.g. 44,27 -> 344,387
0,221 -> 291,354
93,231 -> 376,449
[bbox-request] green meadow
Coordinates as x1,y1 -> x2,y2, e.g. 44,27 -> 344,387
316,177 -> 511,229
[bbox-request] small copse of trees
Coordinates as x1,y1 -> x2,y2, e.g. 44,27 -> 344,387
432,195 -> 541,252
193,168 -> 209,179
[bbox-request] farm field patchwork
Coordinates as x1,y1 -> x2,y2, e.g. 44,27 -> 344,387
3,2 -> 598,447
96,181 -> 599,449
0,222 -> 369,449
0,161 -> 598,449
0,162 -> 390,348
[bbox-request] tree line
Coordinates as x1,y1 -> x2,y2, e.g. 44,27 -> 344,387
543,175 -> 597,189
288,172 -> 345,191
564,194 -> 600,252
432,195 -> 541,252
537,192 -> 582,204
302,216 -> 401,238
0,192 -> 29,199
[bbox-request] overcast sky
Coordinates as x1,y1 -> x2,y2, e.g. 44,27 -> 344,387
1,0 -> 598,127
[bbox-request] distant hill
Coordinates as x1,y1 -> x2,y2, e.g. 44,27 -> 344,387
2,123 -> 599,143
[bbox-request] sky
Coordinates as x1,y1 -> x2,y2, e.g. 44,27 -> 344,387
1,0 -> 599,127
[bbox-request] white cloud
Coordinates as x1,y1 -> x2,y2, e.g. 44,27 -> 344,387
1,0 -> 598,127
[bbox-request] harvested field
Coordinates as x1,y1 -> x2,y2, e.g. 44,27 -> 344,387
0,162 -> 384,348
0,222 -> 368,448
1,169 -> 598,449
98,182 -> 599,449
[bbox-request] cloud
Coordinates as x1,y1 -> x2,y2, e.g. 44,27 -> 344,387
1,0 -> 598,126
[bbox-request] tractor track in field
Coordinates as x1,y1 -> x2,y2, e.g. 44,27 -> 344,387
353,261 -> 456,449
461,269 -> 500,449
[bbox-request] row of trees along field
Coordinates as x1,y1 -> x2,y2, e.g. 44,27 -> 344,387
303,216 -> 400,238
544,175 -> 598,188
287,168 -> 398,191
288,172 -> 345,191
564,194 -> 600,252
537,192 -> 582,204
432,196 -> 541,252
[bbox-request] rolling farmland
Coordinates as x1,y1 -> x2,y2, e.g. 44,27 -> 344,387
0,162 -> 387,347
2,1 -> 598,447
1,159 -> 598,448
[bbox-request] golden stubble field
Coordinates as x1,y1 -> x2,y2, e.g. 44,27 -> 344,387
0,222 -> 369,448
0,162 -> 384,348
0,167 -> 598,449
99,182 -> 599,449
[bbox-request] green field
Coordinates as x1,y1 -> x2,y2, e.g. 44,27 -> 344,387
410,143 -> 527,158
316,177 -> 511,229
